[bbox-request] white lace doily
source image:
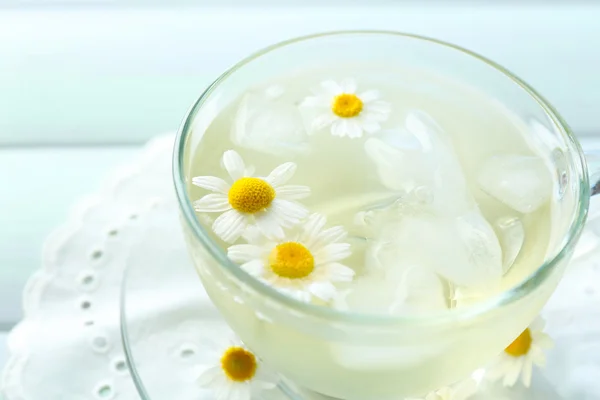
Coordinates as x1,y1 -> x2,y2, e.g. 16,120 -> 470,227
1,133 -> 599,400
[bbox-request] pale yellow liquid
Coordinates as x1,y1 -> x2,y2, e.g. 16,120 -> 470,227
185,65 -> 557,398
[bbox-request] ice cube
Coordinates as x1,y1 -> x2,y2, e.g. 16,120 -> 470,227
478,155 -> 553,214
230,90 -> 309,157
365,111 -> 474,217
364,134 -> 435,193
264,84 -> 285,99
372,210 -> 503,287
388,265 -> 449,313
330,264 -> 449,370
332,234 -> 448,315
494,216 -> 525,273
338,264 -> 447,315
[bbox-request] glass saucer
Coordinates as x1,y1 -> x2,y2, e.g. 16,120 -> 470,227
118,202 -> 305,400
119,198 -> 600,400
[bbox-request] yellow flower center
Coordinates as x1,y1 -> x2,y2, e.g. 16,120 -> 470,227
228,177 -> 275,214
331,93 -> 363,118
269,242 -> 315,279
505,328 -> 532,357
220,346 -> 257,382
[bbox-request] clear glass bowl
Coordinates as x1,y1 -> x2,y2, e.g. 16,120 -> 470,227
170,31 -> 588,399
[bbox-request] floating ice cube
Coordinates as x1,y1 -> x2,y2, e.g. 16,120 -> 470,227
364,134 -> 435,193
365,110 -> 473,217
330,250 -> 449,368
231,90 -> 309,157
371,209 -> 503,288
264,84 -> 285,99
478,155 -> 553,214
388,265 -> 448,313
495,216 -> 525,273
338,264 -> 447,315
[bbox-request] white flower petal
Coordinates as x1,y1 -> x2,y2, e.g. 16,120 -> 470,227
340,78 -> 357,94
256,380 -> 277,390
318,226 -> 347,245
213,209 -> 247,243
299,213 -> 327,244
275,185 -> 311,200
307,226 -> 347,250
324,262 -> 355,282
485,361 -> 508,382
228,383 -> 251,400
357,119 -> 381,135
265,162 -> 297,187
311,113 -> 337,131
521,357 -> 533,388
503,359 -> 523,387
314,243 -> 352,264
529,346 -> 547,367
359,89 -> 380,102
345,120 -> 363,139
529,316 -> 546,331
321,80 -> 343,96
197,366 -> 222,387
301,95 -> 329,108
244,165 -> 255,177
255,210 -> 285,239
365,101 -> 392,119
309,281 -> 337,301
241,259 -> 265,277
223,150 -> 246,181
194,194 -> 231,213
254,369 -> 278,390
192,176 -> 230,194
271,199 -> 308,227
330,119 -> 347,137
453,378 -> 478,400
215,380 -> 235,400
278,287 -> 312,302
241,225 -> 267,244
227,244 -> 265,263
534,334 -> 554,350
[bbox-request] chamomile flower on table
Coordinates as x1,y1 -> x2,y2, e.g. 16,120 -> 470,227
197,334 -> 278,400
486,316 -> 554,388
300,78 -> 391,138
227,213 -> 355,303
192,150 -> 310,243
406,378 -> 478,400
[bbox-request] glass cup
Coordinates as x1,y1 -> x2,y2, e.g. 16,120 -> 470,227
173,31 -> 592,399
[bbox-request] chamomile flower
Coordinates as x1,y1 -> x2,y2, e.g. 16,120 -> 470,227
227,213 -> 355,302
406,379 -> 477,400
197,335 -> 278,400
486,316 -> 554,388
192,150 -> 310,243
300,79 -> 391,138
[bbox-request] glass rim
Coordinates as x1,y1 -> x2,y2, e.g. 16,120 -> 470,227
173,30 -> 590,327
